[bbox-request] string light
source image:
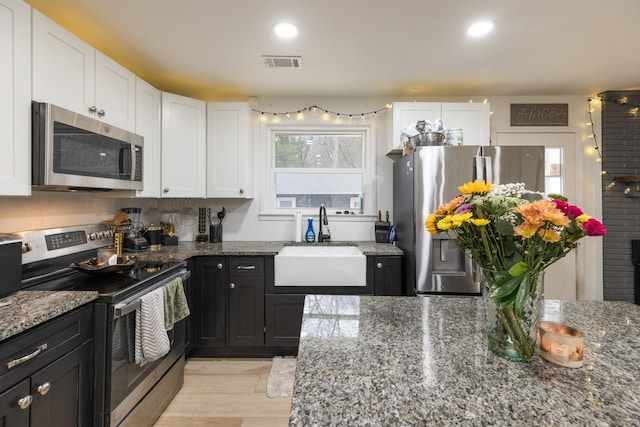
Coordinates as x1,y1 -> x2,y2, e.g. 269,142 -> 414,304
251,104 -> 392,120
587,98 -> 603,163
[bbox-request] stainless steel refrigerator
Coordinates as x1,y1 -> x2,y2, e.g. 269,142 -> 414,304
393,145 -> 545,295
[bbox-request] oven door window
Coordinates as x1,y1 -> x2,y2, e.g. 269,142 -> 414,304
53,121 -> 132,180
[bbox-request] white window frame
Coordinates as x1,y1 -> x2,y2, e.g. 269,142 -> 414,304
259,120 -> 377,218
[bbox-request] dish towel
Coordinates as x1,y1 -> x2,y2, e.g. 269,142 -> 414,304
162,277 -> 191,331
135,287 -> 170,366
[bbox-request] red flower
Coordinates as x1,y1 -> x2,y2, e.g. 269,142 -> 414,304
553,199 -> 583,219
582,218 -> 607,236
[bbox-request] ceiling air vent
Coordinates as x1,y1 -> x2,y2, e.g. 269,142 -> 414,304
262,55 -> 303,68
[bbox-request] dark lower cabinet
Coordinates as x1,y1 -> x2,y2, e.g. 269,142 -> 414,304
265,294 -> 305,347
371,256 -> 403,296
191,256 -> 265,353
0,305 -> 93,427
191,256 -> 226,348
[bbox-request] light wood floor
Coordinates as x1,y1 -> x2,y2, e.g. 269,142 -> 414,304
154,358 -> 292,427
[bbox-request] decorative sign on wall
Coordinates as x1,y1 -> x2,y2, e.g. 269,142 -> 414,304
510,103 -> 568,126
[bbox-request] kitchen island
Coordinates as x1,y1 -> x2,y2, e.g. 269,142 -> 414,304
290,295 -> 640,426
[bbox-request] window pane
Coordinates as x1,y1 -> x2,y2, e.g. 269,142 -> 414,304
275,134 -> 363,168
544,148 -> 563,195
275,173 -> 362,209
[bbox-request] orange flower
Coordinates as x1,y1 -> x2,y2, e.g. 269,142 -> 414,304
514,200 -> 570,228
513,222 -> 540,239
538,228 -> 561,243
435,195 -> 464,215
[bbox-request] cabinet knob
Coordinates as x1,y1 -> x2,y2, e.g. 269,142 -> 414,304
88,106 -> 97,114
163,188 -> 169,193
239,188 -> 244,194
376,262 -> 383,269
217,263 -> 224,270
229,282 -> 236,289
97,109 -> 106,117
37,382 -> 51,396
17,395 -> 33,410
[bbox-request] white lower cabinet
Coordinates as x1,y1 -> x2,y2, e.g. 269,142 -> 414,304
0,0 -> 31,196
206,102 -> 253,198
161,92 -> 207,198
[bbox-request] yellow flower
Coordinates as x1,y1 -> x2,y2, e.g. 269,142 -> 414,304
457,180 -> 492,195
470,218 -> 490,226
575,213 -> 591,225
425,214 -> 439,234
451,212 -> 473,227
437,216 -> 453,231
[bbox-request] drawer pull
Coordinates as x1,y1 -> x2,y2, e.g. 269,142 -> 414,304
37,382 -> 51,396
7,343 -> 48,369
237,265 -> 256,270
17,395 -> 33,410
229,282 -> 236,289
217,263 -> 224,270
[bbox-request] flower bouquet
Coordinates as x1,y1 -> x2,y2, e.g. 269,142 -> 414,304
425,180 -> 606,361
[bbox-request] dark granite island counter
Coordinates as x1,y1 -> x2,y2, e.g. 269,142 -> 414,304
290,295 -> 640,426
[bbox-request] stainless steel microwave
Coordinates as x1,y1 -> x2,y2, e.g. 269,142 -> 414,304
32,102 -> 143,191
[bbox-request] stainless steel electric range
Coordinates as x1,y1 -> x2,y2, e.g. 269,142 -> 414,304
18,224 -> 190,427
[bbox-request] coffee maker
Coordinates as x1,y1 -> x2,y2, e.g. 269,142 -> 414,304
121,207 -> 149,251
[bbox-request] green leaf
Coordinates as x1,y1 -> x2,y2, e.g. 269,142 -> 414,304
489,274 -> 524,299
508,262 -> 530,277
521,193 -> 543,202
495,219 -> 514,236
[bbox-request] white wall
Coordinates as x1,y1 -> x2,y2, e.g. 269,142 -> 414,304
0,94 -> 603,299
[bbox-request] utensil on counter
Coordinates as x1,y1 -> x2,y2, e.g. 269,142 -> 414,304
217,207 -> 226,224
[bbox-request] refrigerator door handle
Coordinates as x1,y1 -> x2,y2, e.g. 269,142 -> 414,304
474,156 -> 493,183
484,156 -> 493,183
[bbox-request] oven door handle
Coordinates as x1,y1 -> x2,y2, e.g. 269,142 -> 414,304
112,269 -> 191,320
114,299 -> 141,318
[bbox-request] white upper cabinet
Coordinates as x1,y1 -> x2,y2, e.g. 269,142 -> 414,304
161,92 -> 207,198
31,9 -> 135,131
206,102 -> 253,198
0,0 -> 31,196
385,102 -> 490,153
440,102 -> 491,147
135,78 -> 162,198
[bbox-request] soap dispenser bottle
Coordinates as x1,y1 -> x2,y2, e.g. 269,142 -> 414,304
305,217 -> 316,243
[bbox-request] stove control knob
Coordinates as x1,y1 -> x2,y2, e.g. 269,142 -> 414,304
22,242 -> 31,253
89,232 -> 98,241
37,382 -> 51,396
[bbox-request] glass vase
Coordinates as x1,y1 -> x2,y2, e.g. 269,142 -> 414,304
482,271 -> 544,362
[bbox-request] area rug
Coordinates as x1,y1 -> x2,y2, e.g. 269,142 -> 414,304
266,356 -> 296,398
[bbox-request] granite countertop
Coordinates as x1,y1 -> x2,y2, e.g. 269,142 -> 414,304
290,295 -> 640,426
0,291 -> 99,342
133,240 -> 402,262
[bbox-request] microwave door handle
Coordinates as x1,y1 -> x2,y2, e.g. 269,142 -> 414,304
119,145 -> 132,178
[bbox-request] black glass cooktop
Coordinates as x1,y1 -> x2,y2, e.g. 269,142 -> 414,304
27,260 -> 186,302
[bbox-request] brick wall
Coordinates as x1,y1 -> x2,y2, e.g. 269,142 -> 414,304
601,90 -> 640,302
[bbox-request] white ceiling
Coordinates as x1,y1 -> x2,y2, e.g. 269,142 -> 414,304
24,0 -> 640,101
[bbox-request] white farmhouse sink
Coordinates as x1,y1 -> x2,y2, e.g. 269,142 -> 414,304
274,245 -> 367,287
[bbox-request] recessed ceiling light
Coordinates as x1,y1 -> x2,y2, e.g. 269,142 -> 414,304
273,22 -> 299,39
467,20 -> 494,37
